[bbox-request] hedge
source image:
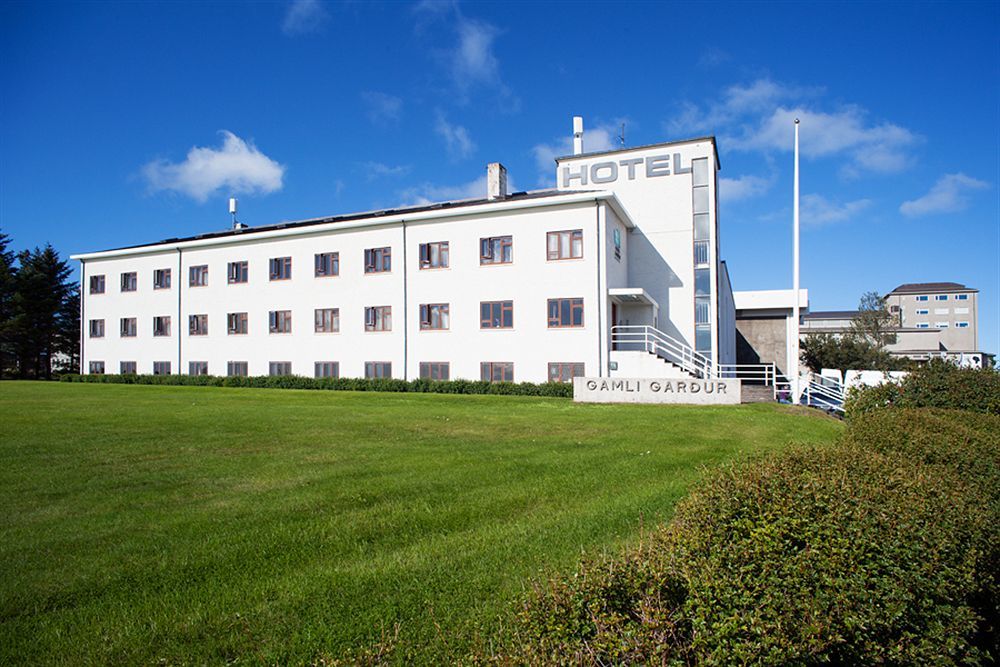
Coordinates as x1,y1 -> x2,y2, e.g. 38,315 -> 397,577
845,358 -> 1000,418
490,408 -> 1000,664
59,372 -> 574,398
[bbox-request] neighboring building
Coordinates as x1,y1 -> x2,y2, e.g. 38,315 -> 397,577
73,120 -> 735,382
734,289 -> 809,378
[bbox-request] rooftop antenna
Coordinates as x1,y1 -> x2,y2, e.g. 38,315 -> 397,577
229,197 -> 246,230
618,123 -> 626,147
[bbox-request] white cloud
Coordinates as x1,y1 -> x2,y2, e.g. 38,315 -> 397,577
667,78 -> 920,178
141,131 -> 285,203
435,112 -> 476,160
397,173 -> 518,207
531,122 -> 621,185
800,193 -> 872,226
719,174 -> 772,201
900,173 -> 990,217
361,161 -> 411,181
282,0 -> 329,35
360,91 -> 402,125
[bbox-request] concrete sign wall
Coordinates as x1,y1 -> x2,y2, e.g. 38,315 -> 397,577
573,376 -> 741,405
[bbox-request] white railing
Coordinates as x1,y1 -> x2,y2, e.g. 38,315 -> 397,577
801,373 -> 846,413
611,325 -> 714,379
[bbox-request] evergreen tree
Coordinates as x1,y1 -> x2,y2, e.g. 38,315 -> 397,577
0,230 -> 16,378
11,245 -> 72,379
54,283 -> 80,374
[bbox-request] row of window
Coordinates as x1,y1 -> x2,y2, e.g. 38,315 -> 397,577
87,230 -> 587,295
914,294 -> 969,302
87,298 -> 586,338
915,321 -> 970,329
914,308 -> 971,315
86,361 -> 585,383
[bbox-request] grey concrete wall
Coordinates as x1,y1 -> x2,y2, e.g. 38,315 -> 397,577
736,316 -> 788,375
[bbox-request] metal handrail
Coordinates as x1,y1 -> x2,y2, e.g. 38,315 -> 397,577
801,372 -> 845,413
611,325 -> 714,379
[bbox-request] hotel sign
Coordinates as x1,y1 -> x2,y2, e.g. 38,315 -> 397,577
561,153 -> 692,187
573,376 -> 741,405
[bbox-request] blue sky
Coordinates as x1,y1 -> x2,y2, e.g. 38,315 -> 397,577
2,1 -> 998,353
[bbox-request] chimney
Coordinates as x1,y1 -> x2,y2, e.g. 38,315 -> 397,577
487,162 -> 508,200
573,116 -> 584,155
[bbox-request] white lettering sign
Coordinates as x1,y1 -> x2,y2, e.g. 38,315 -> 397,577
573,376 -> 742,405
561,153 -> 693,188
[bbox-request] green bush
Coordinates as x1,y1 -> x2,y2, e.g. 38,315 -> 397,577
846,359 -> 1000,418
59,372 -> 574,398
493,408 -> 1000,664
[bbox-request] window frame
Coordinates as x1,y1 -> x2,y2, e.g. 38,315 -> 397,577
153,268 -> 171,290
418,241 -> 450,270
314,361 -> 340,378
269,310 -> 292,334
364,247 -> 392,274
269,256 -> 292,281
152,361 -> 171,375
227,361 -> 249,377
228,260 -> 249,284
364,305 -> 392,332
89,275 -> 106,294
419,362 -> 450,380
120,361 -> 137,375
88,319 -> 105,338
120,272 -> 137,292
120,317 -> 137,338
548,362 -> 585,383
546,229 -> 584,261
314,307 -> 340,333
189,314 -> 208,336
188,361 -> 209,376
189,264 -> 208,287
480,300 -> 513,329
364,361 -> 392,379
88,361 -> 105,375
480,361 -> 514,383
153,315 -> 171,337
314,252 -> 340,278
227,312 -> 248,335
419,303 -> 450,331
547,297 -> 585,328
480,235 -> 513,265
268,361 -> 292,376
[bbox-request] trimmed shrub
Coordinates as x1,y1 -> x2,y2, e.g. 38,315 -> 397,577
493,409 -> 1000,664
59,372 -> 574,398
846,359 -> 1000,418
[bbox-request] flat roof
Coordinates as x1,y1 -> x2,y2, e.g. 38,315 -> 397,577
555,135 -> 721,170
72,188 -> 635,260
803,310 -> 858,320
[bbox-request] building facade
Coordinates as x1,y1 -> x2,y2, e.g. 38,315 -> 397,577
883,282 -> 978,352
74,124 -> 734,383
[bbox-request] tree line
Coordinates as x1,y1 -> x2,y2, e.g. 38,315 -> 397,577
0,228 -> 79,379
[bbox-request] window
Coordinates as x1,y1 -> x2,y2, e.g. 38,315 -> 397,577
935,295 -> 948,301
227,312 -> 248,335
189,314 -> 208,336
695,268 -> 711,295
189,361 -> 208,376
956,321 -> 970,328
547,298 -> 584,328
419,303 -> 450,330
315,362 -> 340,378
364,247 -> 391,273
89,275 -> 105,294
956,294 -> 969,301
935,322 -> 950,328
916,323 -> 930,329
889,305 -> 900,313
228,261 -> 248,284
227,361 -> 248,377
269,310 -> 292,334
480,300 -> 513,328
694,213 -> 710,241
916,309 -> 929,315
269,361 -> 292,376
916,295 -> 928,301
315,252 -> 339,277
694,241 -> 709,267
547,230 -> 583,260
695,325 -> 712,352
934,308 -> 949,315
88,319 -> 105,338
153,268 -> 171,289
695,297 -> 711,325
269,257 -> 292,281
120,361 -> 137,375
189,265 -> 208,287
419,362 -> 450,380
153,316 -> 171,337
89,361 -> 105,375
120,272 -> 137,292
365,361 -> 392,379
480,236 -> 513,265
314,308 -> 340,333
955,307 -> 970,314
548,362 -> 584,383
419,242 -> 449,269
120,317 -> 137,337
480,362 -> 514,382
153,361 -> 171,375
364,306 -> 391,332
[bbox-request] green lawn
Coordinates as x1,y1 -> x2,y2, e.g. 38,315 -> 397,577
0,381 -> 841,663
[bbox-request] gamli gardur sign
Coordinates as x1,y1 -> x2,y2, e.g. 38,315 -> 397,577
573,376 -> 742,405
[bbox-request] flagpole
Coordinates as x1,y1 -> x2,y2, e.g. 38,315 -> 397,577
792,118 -> 801,404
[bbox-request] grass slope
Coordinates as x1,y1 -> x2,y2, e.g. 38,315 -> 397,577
0,382 -> 840,663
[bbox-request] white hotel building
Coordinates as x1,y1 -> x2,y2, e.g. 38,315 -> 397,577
74,121 -> 736,384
